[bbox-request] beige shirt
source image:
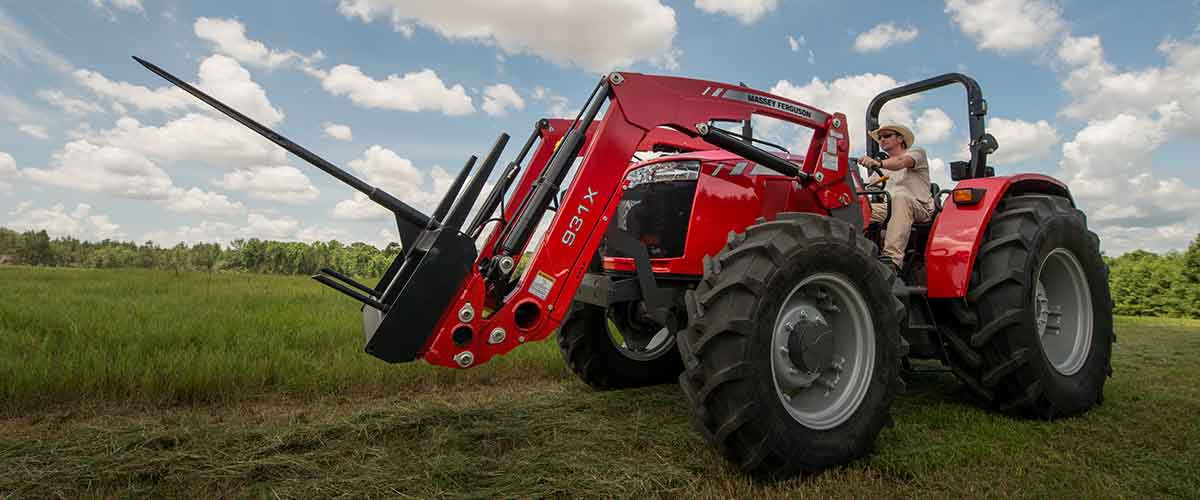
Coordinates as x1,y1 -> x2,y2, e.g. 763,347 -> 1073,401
887,146 -> 933,205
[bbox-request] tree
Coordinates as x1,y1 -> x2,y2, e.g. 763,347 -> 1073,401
18,230 -> 54,266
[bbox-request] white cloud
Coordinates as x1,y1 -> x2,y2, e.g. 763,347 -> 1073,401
986,117 -> 1059,164
1059,37 -> 1200,137
853,22 -> 919,52
0,10 -> 73,73
532,87 -> 570,117
18,124 -> 48,140
1057,111 -> 1200,254
194,17 -> 303,69
160,187 -> 245,216
76,54 -> 283,126
88,114 -> 287,169
91,0 -> 144,12
914,108 -> 953,144
139,212 -> 305,246
928,157 -> 953,189
74,69 -> 193,113
213,166 -> 320,203
307,64 -> 474,115
694,0 -> 777,24
22,140 -> 174,200
769,73 -> 915,151
246,212 -> 300,239
481,84 -> 525,116
142,220 -> 242,247
323,122 -> 353,141
194,54 -> 284,126
1044,33 -> 1200,254
333,145 -> 463,221
37,90 -> 103,115
336,0 -> 679,72
295,225 -> 351,244
0,93 -> 37,124
1057,34 -> 1103,67
7,202 -> 125,240
0,151 -> 18,190
787,34 -> 805,52
944,0 -> 1065,52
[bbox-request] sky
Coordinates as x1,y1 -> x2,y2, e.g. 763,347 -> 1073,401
1,0 -> 1199,256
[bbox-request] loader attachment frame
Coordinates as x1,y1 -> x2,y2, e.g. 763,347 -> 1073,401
136,57 -> 857,368
423,73 -> 858,368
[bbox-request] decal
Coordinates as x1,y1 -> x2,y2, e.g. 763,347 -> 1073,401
719,90 -> 829,123
822,152 -> 838,171
529,271 -> 555,300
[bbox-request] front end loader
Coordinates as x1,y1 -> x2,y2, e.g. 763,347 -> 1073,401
137,57 -> 1113,478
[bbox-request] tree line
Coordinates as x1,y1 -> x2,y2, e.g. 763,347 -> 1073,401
2,226 -> 1199,319
0,227 -> 401,278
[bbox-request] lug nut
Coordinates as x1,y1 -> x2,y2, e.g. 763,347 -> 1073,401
454,351 -> 475,368
488,328 -> 507,344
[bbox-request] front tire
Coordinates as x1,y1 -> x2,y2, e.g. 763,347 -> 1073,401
952,194 -> 1114,417
557,301 -> 684,390
677,213 -> 905,477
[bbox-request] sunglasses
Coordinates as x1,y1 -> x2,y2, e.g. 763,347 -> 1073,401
877,132 -> 899,139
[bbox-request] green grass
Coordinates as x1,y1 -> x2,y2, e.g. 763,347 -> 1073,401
0,266 -> 568,412
1,267 -> 1198,497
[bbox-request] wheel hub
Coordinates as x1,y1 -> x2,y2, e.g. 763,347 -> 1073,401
786,315 -> 835,373
771,274 -> 876,430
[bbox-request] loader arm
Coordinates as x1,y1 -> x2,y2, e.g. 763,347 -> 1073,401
423,72 -> 856,368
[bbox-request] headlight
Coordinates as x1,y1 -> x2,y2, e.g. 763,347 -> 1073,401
624,160 -> 699,189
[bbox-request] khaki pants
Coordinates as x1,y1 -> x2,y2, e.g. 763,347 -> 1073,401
871,190 -> 933,268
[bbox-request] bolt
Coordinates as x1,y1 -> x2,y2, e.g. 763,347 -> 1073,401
548,305 -> 554,312
832,118 -> 842,128
488,328 -> 506,344
454,351 -> 474,368
695,123 -> 710,135
497,256 -> 515,274
609,73 -> 624,85
814,172 -> 824,182
518,336 -> 526,343
784,322 -> 795,332
458,304 -> 475,323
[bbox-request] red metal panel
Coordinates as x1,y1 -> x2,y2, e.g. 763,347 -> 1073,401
925,173 -> 1071,298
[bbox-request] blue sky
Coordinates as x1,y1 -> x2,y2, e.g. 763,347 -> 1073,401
2,0 -> 1199,255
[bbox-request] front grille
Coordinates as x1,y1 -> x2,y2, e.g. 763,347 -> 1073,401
604,179 -> 696,259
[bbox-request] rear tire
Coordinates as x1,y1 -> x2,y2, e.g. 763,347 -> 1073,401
677,213 -> 905,477
951,194 -> 1114,417
557,302 -> 684,390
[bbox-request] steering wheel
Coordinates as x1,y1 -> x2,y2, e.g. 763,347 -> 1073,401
867,151 -> 889,178
857,151 -> 889,188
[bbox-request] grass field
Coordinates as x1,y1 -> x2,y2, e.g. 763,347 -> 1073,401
2,266 -> 1198,498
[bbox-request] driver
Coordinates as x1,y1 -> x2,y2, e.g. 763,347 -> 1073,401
857,123 -> 933,274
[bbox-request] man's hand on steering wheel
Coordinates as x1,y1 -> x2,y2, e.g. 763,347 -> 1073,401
857,151 -> 889,184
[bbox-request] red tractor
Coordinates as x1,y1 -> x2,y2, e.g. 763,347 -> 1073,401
137,58 -> 1113,478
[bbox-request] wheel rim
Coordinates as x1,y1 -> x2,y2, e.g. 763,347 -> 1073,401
771,273 -> 875,430
1034,248 -> 1093,376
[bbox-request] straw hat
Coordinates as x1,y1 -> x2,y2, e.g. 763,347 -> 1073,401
868,123 -> 915,148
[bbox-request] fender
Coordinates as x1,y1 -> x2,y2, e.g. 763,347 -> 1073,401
925,173 -> 1073,298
